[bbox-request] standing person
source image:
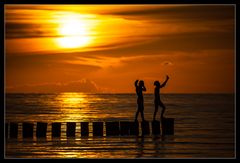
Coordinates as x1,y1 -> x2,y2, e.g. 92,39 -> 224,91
134,80 -> 146,122
153,75 -> 170,121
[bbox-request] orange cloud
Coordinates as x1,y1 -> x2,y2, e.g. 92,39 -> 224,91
6,79 -> 101,93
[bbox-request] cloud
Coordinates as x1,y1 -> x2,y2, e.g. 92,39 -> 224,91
107,5 -> 234,21
6,53 -> 102,71
6,79 -> 101,93
161,61 -> 173,66
5,22 -> 58,39
5,5 -> 234,56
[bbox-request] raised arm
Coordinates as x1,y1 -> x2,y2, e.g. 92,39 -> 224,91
135,80 -> 139,87
160,75 -> 169,88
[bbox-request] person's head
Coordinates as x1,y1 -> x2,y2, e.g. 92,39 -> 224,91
139,80 -> 144,87
154,81 -> 160,87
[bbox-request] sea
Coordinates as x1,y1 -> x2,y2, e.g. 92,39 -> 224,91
4,93 -> 235,159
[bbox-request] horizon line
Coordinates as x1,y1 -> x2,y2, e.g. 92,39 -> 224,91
5,92 -> 235,94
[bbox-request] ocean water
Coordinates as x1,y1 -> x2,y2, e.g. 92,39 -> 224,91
5,93 -> 235,158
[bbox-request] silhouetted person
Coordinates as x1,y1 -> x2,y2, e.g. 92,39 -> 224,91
153,75 -> 169,121
134,80 -> 146,122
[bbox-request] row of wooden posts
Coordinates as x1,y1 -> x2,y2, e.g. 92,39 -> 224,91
5,118 -> 174,139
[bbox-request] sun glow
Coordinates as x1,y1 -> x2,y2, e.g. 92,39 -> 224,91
59,92 -> 87,108
56,13 -> 92,48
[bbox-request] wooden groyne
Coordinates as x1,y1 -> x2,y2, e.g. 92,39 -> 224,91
5,119 -> 174,139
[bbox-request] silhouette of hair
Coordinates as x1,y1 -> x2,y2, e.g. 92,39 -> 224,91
139,80 -> 144,86
154,81 -> 160,87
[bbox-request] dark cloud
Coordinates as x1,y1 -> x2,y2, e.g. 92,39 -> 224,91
6,53 -> 102,71
71,30 -> 234,58
5,22 -> 58,39
107,5 -> 234,21
161,61 -> 173,66
5,5 -> 59,11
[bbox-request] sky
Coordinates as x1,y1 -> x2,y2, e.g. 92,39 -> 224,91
5,5 -> 235,93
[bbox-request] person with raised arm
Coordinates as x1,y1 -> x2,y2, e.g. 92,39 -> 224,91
134,80 -> 146,122
153,75 -> 170,121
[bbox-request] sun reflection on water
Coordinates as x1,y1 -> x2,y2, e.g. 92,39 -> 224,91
54,92 -> 90,122
58,92 -> 87,108
54,92 -> 106,122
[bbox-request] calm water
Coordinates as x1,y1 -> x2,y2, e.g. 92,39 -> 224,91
5,93 -> 235,158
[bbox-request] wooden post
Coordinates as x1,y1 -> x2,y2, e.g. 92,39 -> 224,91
93,122 -> 103,136
9,122 -> 18,139
129,121 -> 139,135
152,120 -> 161,135
81,122 -> 89,137
106,122 -> 119,136
120,121 -> 130,136
22,122 -> 34,138
67,122 -> 76,137
52,122 -> 61,138
141,121 -> 150,135
161,118 -> 174,135
36,122 -> 47,138
5,123 -> 8,139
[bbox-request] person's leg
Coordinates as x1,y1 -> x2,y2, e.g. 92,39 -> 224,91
135,109 -> 139,121
153,101 -> 158,121
141,111 -> 145,122
160,101 -> 166,119
135,98 -> 141,121
140,103 -> 145,121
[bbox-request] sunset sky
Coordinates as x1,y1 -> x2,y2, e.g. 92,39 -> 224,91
5,5 -> 235,93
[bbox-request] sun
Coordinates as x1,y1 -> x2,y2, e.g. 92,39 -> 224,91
56,13 -> 92,49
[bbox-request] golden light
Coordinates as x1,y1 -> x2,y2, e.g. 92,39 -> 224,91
56,13 -> 92,49
58,92 -> 87,108
54,92 -> 106,122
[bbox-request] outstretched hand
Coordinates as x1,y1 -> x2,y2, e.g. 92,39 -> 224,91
135,80 -> 139,86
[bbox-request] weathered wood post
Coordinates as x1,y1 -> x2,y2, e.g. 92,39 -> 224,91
106,122 -> 119,136
5,123 -> 8,139
129,121 -> 139,135
10,122 -> 18,139
120,121 -> 130,135
141,121 -> 150,135
52,122 -> 61,138
152,120 -> 161,135
81,122 -> 89,137
36,122 -> 47,138
22,122 -> 34,138
161,118 -> 174,135
93,122 -> 103,136
67,122 -> 76,137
